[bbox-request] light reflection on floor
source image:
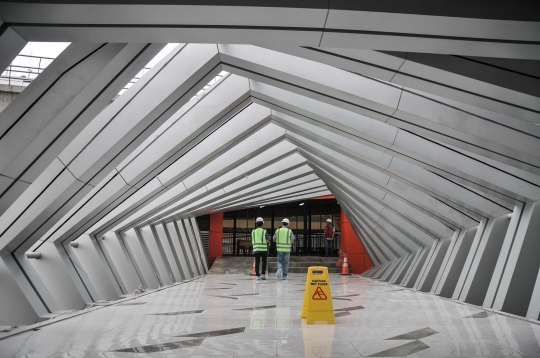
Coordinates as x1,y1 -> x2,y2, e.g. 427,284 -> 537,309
1,273 -> 539,357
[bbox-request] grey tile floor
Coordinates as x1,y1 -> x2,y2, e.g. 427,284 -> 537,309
1,274 -> 539,357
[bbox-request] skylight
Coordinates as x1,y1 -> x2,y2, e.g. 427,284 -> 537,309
1,42 -> 70,87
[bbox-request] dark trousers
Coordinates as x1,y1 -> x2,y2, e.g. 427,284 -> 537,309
325,239 -> 333,257
254,251 -> 268,276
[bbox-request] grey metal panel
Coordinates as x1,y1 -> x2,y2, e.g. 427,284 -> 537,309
0,43 -> 164,217
139,226 -> 171,285
163,222 -> 188,281
394,252 -> 419,285
175,220 -> 199,278
155,223 -> 183,282
527,268 -> 540,320
123,228 -> 158,289
483,204 -> 524,307
0,250 -> 55,316
460,215 -> 510,305
437,228 -> 478,298
417,238 -> 452,292
108,231 -> 143,293
381,258 -> 403,282
452,219 -> 489,299
59,242 -> 97,303
388,254 -> 412,284
0,4 -> 329,28
190,217 -> 209,274
88,233 -> 125,296
403,247 -> 430,288
152,224 -> 181,283
28,241 -> 87,310
0,22 -> 27,81
497,200 -> 540,317
412,243 -> 440,290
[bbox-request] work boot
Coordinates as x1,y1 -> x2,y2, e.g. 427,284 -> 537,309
261,274 -> 266,280
276,268 -> 282,279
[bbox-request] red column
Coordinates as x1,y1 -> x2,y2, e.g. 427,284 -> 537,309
340,209 -> 372,273
209,212 -> 223,267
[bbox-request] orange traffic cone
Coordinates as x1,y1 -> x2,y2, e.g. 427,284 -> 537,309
340,255 -> 351,275
249,258 -> 257,276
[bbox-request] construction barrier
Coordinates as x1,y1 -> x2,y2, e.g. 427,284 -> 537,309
301,266 -> 336,324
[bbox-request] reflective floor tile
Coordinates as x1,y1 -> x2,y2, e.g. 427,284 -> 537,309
492,338 -> 540,356
243,327 -> 306,340
277,339 -> 362,357
349,338 -> 418,357
420,338 -> 525,357
193,338 -> 277,356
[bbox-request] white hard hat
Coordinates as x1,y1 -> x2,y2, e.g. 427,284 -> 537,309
282,218 -> 290,224
256,217 -> 264,223
326,218 -> 332,223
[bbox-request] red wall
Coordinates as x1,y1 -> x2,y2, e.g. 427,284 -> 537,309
340,209 -> 372,273
209,212 -> 223,267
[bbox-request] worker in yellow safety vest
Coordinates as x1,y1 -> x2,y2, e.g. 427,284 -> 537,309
273,218 -> 294,280
252,217 -> 268,281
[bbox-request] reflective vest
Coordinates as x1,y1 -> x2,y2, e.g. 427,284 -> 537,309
275,227 -> 292,253
251,228 -> 267,252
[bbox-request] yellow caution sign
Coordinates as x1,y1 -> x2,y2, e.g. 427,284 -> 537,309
301,266 -> 335,324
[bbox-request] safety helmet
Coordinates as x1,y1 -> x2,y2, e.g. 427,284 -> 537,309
256,217 -> 264,223
326,218 -> 332,223
282,218 -> 290,224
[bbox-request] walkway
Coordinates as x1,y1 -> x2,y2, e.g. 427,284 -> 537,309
1,273 -> 539,357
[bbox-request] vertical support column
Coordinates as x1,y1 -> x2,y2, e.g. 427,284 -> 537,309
156,223 -> 184,281
435,227 -> 478,298
527,267 -> 540,320
123,229 -> 158,289
107,231 -> 143,293
90,234 -> 126,296
190,217 -> 209,273
0,251 -> 39,325
452,219 -> 488,299
340,209 -> 372,273
0,250 -> 54,318
138,226 -> 171,286
416,237 -> 452,292
458,215 -> 510,305
484,204 -> 523,308
150,225 -> 176,283
59,242 -> 97,303
176,220 -> 198,277
183,219 -> 205,276
69,234 -> 122,300
165,222 -> 189,280
209,212 -> 223,267
494,200 -> 540,318
25,242 -> 87,310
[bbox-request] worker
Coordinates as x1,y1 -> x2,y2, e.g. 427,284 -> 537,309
324,218 -> 335,257
273,218 -> 294,280
252,217 -> 268,281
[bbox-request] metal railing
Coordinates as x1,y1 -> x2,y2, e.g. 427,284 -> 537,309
1,53 -> 153,90
1,54 -> 54,87
222,232 -> 341,257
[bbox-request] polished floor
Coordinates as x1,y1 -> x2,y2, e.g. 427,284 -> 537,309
1,272 -> 539,357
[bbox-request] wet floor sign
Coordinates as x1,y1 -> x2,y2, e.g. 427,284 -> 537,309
301,266 -> 336,324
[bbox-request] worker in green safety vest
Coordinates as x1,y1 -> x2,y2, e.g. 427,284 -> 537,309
273,218 -> 295,280
252,217 -> 268,281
